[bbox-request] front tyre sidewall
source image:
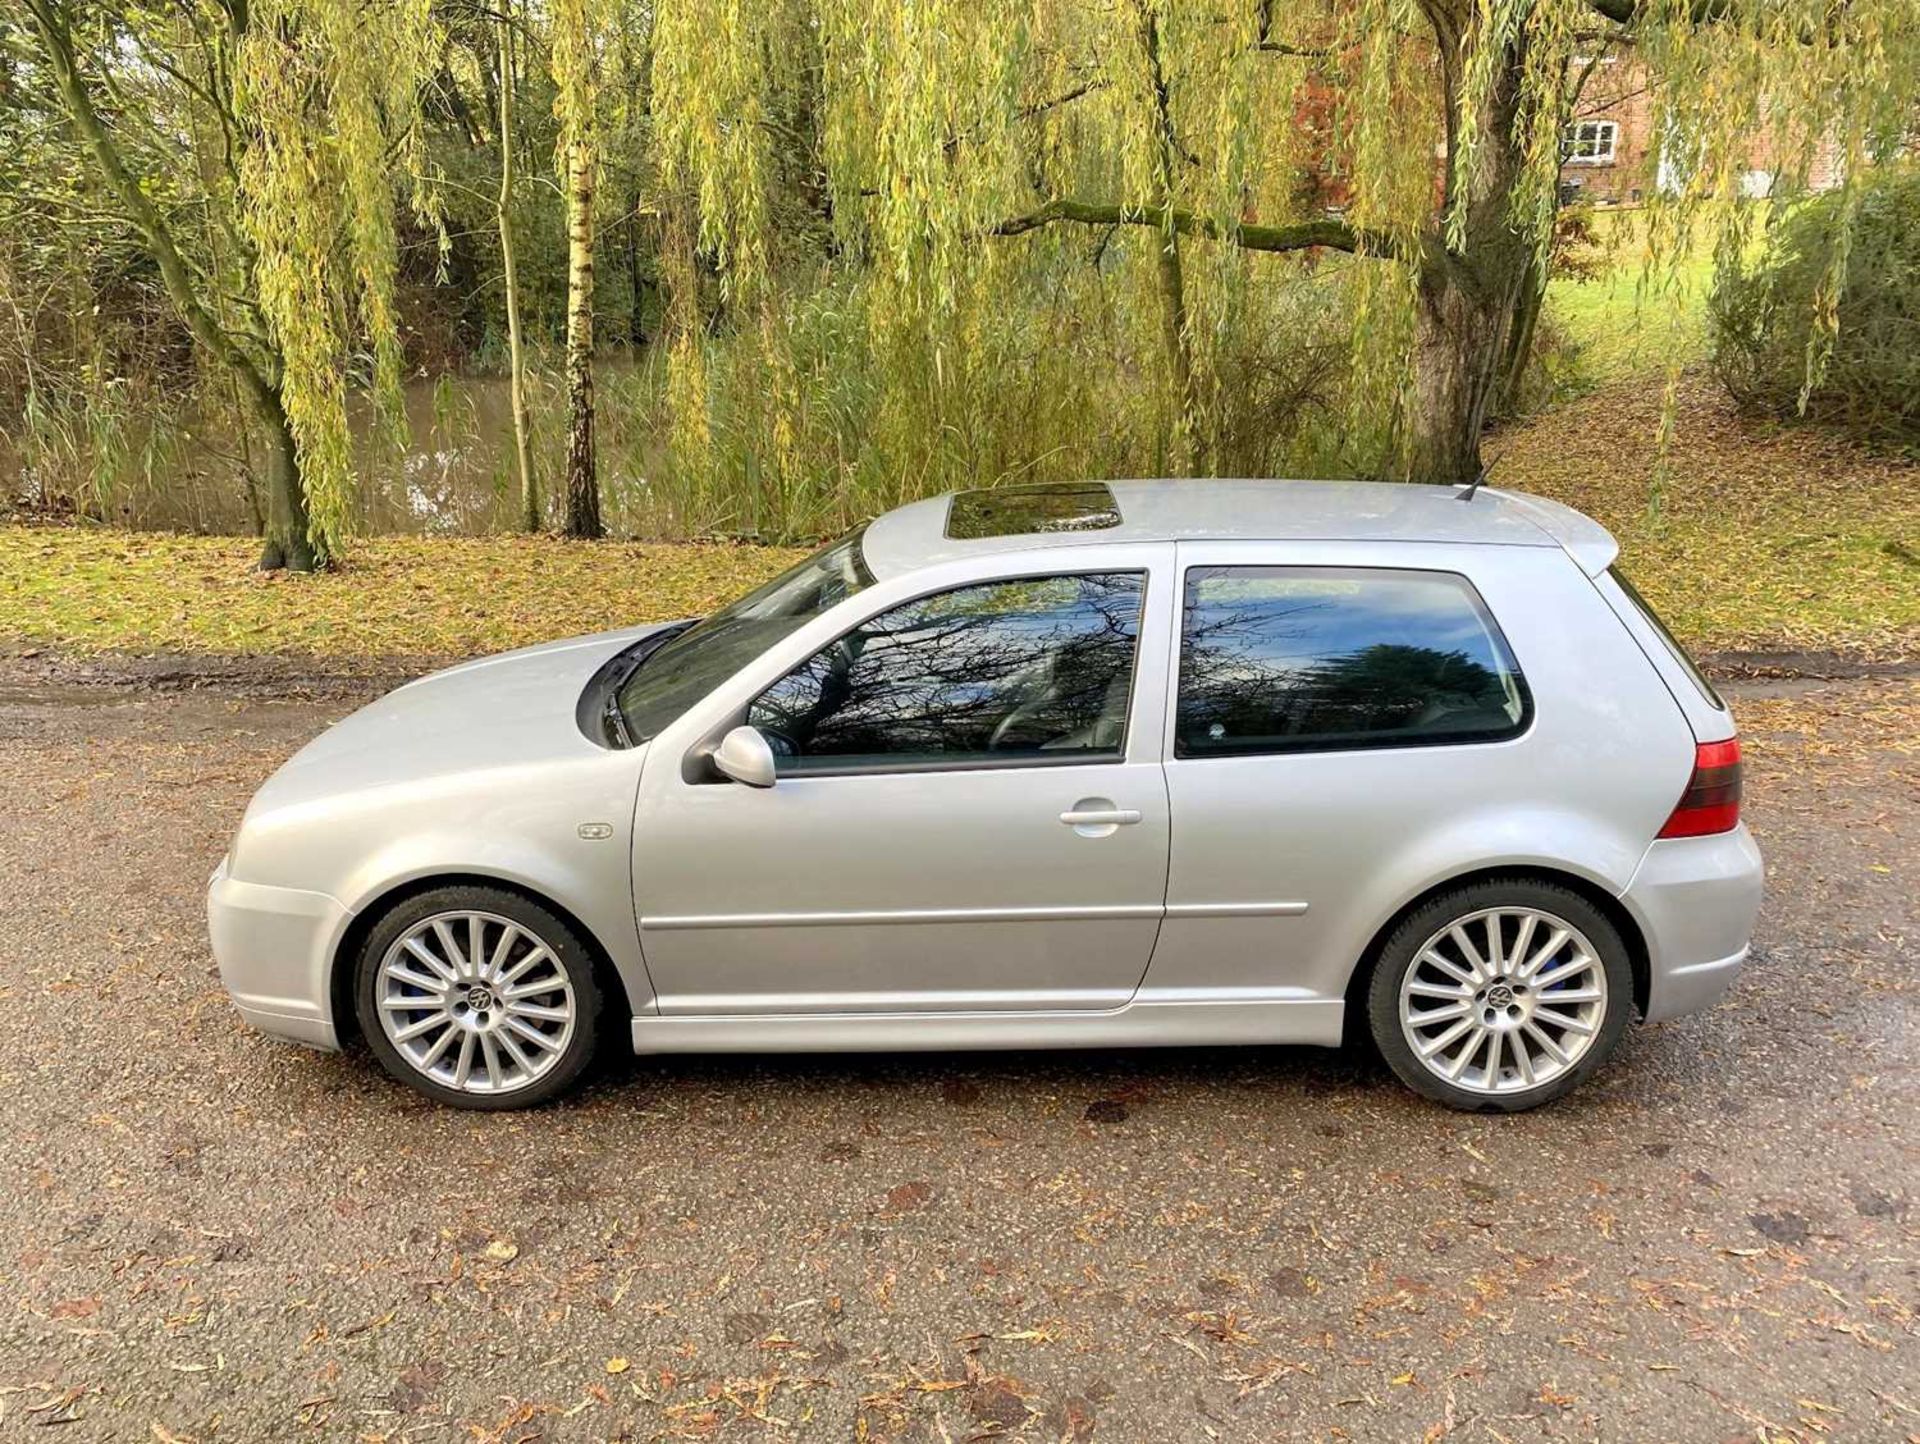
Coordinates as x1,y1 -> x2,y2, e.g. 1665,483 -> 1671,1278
1367,880 -> 1634,1112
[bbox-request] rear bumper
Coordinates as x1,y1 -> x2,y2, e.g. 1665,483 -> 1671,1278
207,858 -> 349,1051
1621,825 -> 1764,1024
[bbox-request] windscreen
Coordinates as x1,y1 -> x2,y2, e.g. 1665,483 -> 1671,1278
615,527 -> 874,742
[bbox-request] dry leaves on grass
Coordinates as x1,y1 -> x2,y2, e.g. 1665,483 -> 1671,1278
1495,373 -> 1920,659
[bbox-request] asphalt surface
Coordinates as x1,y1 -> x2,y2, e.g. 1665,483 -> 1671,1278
0,662 -> 1913,1442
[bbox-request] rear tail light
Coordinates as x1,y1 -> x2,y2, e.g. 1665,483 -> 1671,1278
1658,737 -> 1742,838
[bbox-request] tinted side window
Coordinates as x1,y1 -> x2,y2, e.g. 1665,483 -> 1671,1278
1176,567 -> 1529,757
749,572 -> 1144,772
1609,567 -> 1725,710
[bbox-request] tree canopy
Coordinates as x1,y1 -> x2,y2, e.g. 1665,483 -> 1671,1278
652,0 -> 1916,486
3,0 -> 1914,559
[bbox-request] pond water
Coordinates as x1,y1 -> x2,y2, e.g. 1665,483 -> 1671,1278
3,358 -> 678,540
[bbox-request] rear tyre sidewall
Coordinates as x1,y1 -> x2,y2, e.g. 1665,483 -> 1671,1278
1366,879 -> 1634,1113
353,885 -> 605,1110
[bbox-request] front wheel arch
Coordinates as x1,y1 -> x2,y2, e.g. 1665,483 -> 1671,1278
1342,865 -> 1651,1043
328,872 -> 631,1049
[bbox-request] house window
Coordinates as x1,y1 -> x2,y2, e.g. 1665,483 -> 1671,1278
1564,120 -> 1619,165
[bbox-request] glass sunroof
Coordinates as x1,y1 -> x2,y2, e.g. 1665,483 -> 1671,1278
945,482 -> 1123,540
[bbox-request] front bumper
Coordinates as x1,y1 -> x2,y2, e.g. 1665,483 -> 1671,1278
1622,824 -> 1764,1024
207,857 -> 350,1051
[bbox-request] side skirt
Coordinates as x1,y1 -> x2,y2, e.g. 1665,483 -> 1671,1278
630,994 -> 1345,1055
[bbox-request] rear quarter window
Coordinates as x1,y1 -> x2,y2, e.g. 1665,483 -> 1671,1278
1608,568 -> 1725,710
1176,566 -> 1531,757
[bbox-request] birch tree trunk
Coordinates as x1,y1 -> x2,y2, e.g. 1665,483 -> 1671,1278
562,133 -> 602,538
553,0 -> 603,539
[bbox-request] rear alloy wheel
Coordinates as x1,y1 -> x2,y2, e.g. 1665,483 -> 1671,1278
354,886 -> 603,1109
1368,880 -> 1633,1112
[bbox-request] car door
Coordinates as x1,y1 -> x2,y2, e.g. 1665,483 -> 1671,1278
630,547 -> 1175,1014
1144,541 -> 1545,1022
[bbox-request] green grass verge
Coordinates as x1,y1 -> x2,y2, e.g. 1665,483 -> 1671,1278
1547,253 -> 1716,382
0,532 -> 804,659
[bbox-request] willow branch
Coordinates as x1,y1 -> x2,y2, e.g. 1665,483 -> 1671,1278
22,0 -> 279,397
1252,0 -> 1333,57
1584,0 -> 1740,23
988,199 -> 1410,261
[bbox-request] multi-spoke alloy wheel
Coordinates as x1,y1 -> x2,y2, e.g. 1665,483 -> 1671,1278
355,887 -> 602,1108
1368,881 -> 1632,1112
1397,907 -> 1606,1096
377,910 -> 575,1095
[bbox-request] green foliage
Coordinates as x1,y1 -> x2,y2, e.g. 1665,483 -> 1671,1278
1711,167 -> 1920,450
6,0 -> 1917,555
650,0 -> 1917,486
236,0 -> 442,559
0,6 -> 226,517
634,250 -> 1381,542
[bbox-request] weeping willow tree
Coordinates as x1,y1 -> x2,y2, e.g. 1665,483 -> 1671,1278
652,0 -> 1917,488
496,0 -> 539,533
19,0 -> 439,568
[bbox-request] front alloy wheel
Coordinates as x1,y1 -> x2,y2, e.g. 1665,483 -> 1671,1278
1369,880 -> 1633,1111
355,886 -> 603,1108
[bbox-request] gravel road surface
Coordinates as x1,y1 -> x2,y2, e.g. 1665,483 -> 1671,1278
1,661 -> 1914,1442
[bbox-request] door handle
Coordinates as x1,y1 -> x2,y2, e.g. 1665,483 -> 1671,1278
1059,808 -> 1142,827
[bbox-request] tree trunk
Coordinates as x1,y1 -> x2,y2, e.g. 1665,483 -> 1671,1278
250,380 -> 317,572
1402,0 -> 1536,484
496,10 -> 538,532
1152,241 -> 1197,469
562,135 -> 602,538
1492,254 -> 1546,419
625,200 -> 651,347
1136,2 -> 1202,474
1406,262 -> 1511,483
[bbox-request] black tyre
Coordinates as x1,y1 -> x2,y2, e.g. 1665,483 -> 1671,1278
1367,878 -> 1634,1113
353,885 -> 605,1110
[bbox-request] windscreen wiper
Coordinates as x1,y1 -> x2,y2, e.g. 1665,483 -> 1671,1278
599,620 -> 697,749
603,688 -> 635,748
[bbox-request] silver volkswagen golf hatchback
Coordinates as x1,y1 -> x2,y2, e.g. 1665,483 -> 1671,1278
210,480 -> 1762,1112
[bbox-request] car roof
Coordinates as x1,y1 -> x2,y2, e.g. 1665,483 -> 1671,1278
860,478 -> 1618,578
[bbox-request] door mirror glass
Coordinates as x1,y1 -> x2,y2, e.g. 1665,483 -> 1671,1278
710,725 -> 778,788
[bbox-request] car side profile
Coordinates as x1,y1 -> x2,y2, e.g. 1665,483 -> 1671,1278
208,479 -> 1763,1111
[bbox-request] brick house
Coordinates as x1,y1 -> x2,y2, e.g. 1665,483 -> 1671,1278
1558,53 -> 1845,205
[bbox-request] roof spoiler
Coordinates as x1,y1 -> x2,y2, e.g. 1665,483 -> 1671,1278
1485,488 -> 1621,577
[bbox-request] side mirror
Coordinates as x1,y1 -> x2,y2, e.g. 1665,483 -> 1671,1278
710,724 -> 778,788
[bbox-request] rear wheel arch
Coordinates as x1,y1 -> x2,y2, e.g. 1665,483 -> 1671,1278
1342,865 -> 1652,1037
328,872 -> 632,1048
